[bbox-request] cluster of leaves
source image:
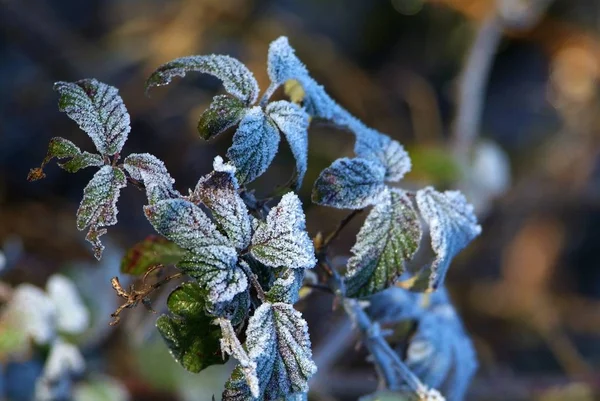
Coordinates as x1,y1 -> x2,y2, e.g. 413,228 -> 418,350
30,36 -> 482,400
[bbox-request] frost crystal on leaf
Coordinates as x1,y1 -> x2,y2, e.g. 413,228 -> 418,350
250,193 -> 316,270
144,199 -> 247,304
146,55 -> 260,105
266,101 -> 310,188
124,153 -> 178,204
345,189 -> 422,298
415,187 -> 481,290
198,95 -> 247,140
32,137 -> 104,177
312,157 -> 387,209
226,106 -> 280,184
76,165 -> 127,259
354,130 -> 412,183
54,79 -> 130,156
193,156 -> 252,250
266,268 -> 305,304
223,303 -> 317,400
217,318 -> 259,398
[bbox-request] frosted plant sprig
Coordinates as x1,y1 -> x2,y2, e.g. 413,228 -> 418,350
146,52 -> 310,188
30,36 -> 483,401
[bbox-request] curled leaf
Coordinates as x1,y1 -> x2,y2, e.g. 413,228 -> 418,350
124,153 -> 178,203
345,189 -> 422,298
146,55 -> 259,105
54,79 -> 130,156
312,157 -> 386,209
415,187 -> 481,290
266,101 -> 310,188
226,107 -> 280,184
250,193 -> 315,270
198,95 -> 247,140
76,166 -> 127,259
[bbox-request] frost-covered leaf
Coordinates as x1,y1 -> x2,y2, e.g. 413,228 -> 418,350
226,107 -> 280,184
267,37 -> 340,120
223,303 -> 317,400
360,389 -> 446,401
54,79 -> 130,156
211,289 -> 250,327
178,253 -> 247,305
266,269 -> 304,304
120,235 -> 185,276
77,166 -> 127,259
28,137 -> 103,181
198,95 -> 247,140
345,189 -> 422,298
250,193 -> 315,270
404,290 -> 476,401
46,275 -> 90,335
156,282 -> 224,373
144,198 -> 247,304
217,318 -> 259,398
312,157 -> 386,209
355,130 -> 411,182
1,284 -> 56,345
124,153 -> 178,204
146,55 -> 259,105
193,156 -> 251,250
415,187 -> 481,291
266,101 -> 310,188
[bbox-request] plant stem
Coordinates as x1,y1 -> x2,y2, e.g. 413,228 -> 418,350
321,209 -> 363,251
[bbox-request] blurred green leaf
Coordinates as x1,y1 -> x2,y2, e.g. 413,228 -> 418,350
120,235 -> 185,276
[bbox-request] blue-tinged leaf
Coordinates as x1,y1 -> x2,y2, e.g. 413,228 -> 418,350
198,95 -> 247,140
312,157 -> 386,209
250,193 -> 316,270
146,55 -> 259,105
354,129 -> 411,183
222,303 -> 317,400
76,166 -> 127,259
193,156 -> 252,250
266,101 -> 309,189
415,187 -> 481,291
344,189 -> 422,298
226,107 -> 280,184
124,153 -> 179,204
54,79 -> 130,156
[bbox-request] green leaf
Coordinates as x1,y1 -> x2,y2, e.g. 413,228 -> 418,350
198,95 -> 247,140
266,268 -> 304,304
415,187 -> 481,291
193,156 -> 252,250
156,314 -> 223,374
156,282 -> 225,373
54,79 -> 130,156
226,106 -> 280,184
250,193 -> 315,270
345,189 -> 422,298
28,137 -> 103,181
223,303 -> 317,400
312,157 -> 387,209
146,55 -> 260,105
76,166 -> 127,259
120,236 -> 185,276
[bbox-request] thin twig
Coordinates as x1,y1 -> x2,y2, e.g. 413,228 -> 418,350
321,209 -> 363,251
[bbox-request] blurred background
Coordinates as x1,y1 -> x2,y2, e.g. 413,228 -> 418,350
1,0 -> 600,400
